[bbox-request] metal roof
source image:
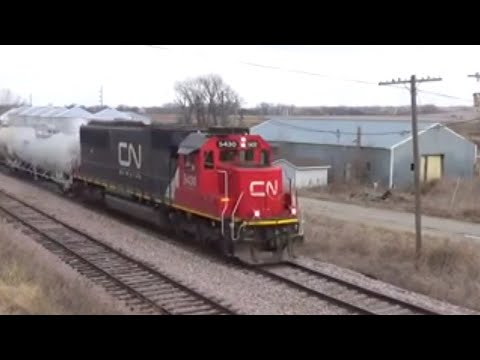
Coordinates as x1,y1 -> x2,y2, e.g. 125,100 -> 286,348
59,107 -> 93,118
126,111 -> 151,122
0,107 -> 25,121
8,106 -> 67,117
94,108 -> 131,120
41,107 -> 69,117
273,157 -> 331,168
251,117 -> 438,149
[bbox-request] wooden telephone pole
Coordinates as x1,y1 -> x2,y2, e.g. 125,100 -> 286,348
99,86 -> 104,107
468,73 -> 480,82
379,75 -> 442,264
468,73 -> 480,111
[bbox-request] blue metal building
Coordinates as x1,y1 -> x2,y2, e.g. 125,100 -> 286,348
251,117 -> 477,189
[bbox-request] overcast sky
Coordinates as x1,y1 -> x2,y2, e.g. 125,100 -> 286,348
0,45 -> 479,108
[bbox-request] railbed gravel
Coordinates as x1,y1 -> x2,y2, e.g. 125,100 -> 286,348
296,256 -> 477,315
0,173 -> 352,315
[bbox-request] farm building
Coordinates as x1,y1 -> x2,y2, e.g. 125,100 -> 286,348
93,108 -> 151,124
1,106 -> 94,134
252,117 -> 477,189
0,106 -> 152,133
273,157 -> 330,189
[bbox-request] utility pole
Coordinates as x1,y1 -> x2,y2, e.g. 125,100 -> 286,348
379,75 -> 442,265
220,91 -> 225,126
99,85 -> 103,107
467,73 -> 480,111
468,73 -> 480,82
355,126 -> 362,181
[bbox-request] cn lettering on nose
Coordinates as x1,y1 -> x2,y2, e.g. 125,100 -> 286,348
249,180 -> 278,197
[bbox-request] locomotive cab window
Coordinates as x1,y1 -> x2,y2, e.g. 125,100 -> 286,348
261,150 -> 270,166
220,150 -> 237,162
184,153 -> 196,172
239,149 -> 254,163
204,151 -> 214,169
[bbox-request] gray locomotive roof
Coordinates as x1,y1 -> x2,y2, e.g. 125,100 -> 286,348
178,133 -> 208,155
251,117 -> 438,149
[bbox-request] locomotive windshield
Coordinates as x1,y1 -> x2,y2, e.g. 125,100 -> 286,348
219,149 -> 270,167
220,149 -> 237,162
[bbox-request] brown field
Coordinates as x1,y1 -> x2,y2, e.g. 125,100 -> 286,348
298,212 -> 480,311
0,220 -> 123,315
150,113 -> 266,128
448,118 -> 480,147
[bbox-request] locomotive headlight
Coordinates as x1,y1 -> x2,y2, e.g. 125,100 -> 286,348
291,207 -> 297,216
253,209 -> 261,218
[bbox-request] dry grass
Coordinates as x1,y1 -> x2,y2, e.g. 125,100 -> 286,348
298,213 -> 480,310
302,177 -> 480,223
0,221 -> 124,315
448,119 -> 480,147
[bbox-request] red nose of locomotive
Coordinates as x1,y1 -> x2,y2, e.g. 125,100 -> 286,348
229,165 -> 293,220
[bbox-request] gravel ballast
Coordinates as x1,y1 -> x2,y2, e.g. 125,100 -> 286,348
0,172 -> 473,315
0,173 -> 351,315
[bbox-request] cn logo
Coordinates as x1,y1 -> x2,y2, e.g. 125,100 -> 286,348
118,142 -> 142,169
249,180 -> 278,197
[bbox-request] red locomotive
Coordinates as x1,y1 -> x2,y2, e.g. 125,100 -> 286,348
71,122 -> 304,262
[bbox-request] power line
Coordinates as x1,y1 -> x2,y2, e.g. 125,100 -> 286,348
270,119 -> 412,136
379,75 -> 442,266
418,89 -> 470,102
468,73 -> 480,82
144,45 -> 471,104
270,116 -> 480,138
145,45 -> 169,50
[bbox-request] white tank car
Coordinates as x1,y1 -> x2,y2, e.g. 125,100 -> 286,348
0,126 -> 82,186
0,106 -> 150,187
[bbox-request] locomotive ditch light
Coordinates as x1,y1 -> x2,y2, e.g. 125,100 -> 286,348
253,209 -> 261,218
290,207 -> 297,216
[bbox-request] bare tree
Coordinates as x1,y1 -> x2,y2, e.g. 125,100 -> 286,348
174,74 -> 242,127
0,89 -> 25,106
0,89 -> 26,117
174,80 -> 196,125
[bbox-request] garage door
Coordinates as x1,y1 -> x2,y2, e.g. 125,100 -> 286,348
421,155 -> 443,182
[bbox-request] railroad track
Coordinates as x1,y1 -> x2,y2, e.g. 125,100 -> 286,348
0,169 -> 462,315
0,189 -> 235,315
253,260 -> 440,315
